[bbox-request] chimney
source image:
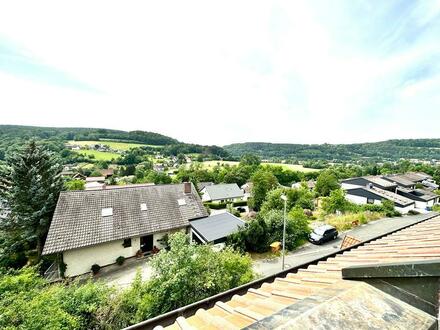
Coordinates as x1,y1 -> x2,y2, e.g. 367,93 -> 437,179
184,182 -> 191,194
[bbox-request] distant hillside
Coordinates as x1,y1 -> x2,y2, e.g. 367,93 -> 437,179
0,125 -> 229,160
0,125 -> 179,146
224,140 -> 440,162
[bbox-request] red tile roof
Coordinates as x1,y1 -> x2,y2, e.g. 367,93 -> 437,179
161,216 -> 440,329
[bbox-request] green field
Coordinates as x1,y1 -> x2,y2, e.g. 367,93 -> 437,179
77,149 -> 121,161
201,161 -> 319,172
68,140 -> 160,151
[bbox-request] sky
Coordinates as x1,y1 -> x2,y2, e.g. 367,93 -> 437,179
0,1 -> 439,146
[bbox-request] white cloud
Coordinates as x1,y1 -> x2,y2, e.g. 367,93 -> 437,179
0,0 -> 439,145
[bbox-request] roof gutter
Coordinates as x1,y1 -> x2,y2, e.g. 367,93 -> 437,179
123,212 -> 439,330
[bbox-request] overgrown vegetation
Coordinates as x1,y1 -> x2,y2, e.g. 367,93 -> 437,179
0,232 -> 255,329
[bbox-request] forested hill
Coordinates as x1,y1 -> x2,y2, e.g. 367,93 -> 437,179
0,125 -> 229,160
224,140 -> 440,162
0,125 -> 179,145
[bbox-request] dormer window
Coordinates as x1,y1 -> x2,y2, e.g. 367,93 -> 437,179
101,207 -> 113,217
140,203 -> 147,211
177,198 -> 186,206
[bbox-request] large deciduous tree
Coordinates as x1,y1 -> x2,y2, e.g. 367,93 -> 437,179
248,169 -> 278,211
0,141 -> 63,261
314,170 -> 340,196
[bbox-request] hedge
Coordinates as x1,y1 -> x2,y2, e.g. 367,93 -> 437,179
204,200 -> 248,209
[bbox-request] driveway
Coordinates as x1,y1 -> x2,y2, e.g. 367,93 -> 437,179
253,212 -> 438,277
94,256 -> 153,289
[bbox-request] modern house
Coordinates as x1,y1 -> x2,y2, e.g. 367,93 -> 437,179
396,187 -> 438,210
42,183 -> 207,277
341,176 -> 397,191
344,185 -> 415,214
382,174 -> 417,189
189,212 -> 245,246
201,183 -> 244,203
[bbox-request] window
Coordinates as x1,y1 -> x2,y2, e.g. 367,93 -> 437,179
177,198 -> 186,206
140,203 -> 147,211
123,238 -> 132,248
101,207 -> 113,217
367,198 -> 374,204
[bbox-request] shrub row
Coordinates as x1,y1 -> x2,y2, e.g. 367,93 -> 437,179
205,200 -> 247,209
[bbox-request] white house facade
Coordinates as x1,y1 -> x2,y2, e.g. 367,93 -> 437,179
43,183 -> 207,277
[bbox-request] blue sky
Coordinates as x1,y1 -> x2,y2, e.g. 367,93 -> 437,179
0,0 -> 439,145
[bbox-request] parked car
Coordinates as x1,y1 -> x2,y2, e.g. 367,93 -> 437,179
236,207 -> 246,213
308,225 -> 338,245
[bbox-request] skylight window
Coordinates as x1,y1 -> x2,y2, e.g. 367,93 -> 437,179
177,198 -> 186,206
101,207 -> 113,217
140,203 -> 148,211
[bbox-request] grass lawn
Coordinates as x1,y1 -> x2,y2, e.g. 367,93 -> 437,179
202,160 -> 240,168
201,160 -> 319,172
68,140 -> 161,151
262,163 -> 319,172
77,149 -> 121,161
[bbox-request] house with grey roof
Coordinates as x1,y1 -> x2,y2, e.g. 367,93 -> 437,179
197,181 -> 214,192
42,182 -> 207,277
344,185 -> 415,214
396,187 -> 438,210
189,212 -> 245,245
382,174 -> 417,188
341,176 -> 397,191
201,183 -> 244,203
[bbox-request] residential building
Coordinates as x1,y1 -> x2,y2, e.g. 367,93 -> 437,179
382,174 -> 417,189
197,181 -> 214,192
396,187 -> 438,210
341,176 -> 397,191
344,185 -> 415,214
189,212 -> 245,246
201,183 -> 244,203
42,183 -> 207,277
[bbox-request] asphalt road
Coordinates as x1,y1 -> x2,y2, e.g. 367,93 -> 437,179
252,212 -> 438,277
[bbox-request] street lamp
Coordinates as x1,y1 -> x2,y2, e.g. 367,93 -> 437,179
280,194 -> 287,270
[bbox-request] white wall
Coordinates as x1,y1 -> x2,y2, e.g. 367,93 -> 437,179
346,194 -> 367,205
63,237 -> 140,277
63,229 -> 184,277
395,204 -> 415,214
414,201 -> 428,209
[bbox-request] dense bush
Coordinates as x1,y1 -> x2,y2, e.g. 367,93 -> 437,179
116,256 -> 125,265
204,202 -> 227,209
0,233 -> 255,329
91,264 -> 101,275
228,207 -> 310,253
232,200 -> 248,207
0,267 -> 112,329
321,189 -> 356,214
260,187 -> 315,214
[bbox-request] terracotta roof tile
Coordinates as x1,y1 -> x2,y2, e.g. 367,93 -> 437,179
163,215 -> 440,329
